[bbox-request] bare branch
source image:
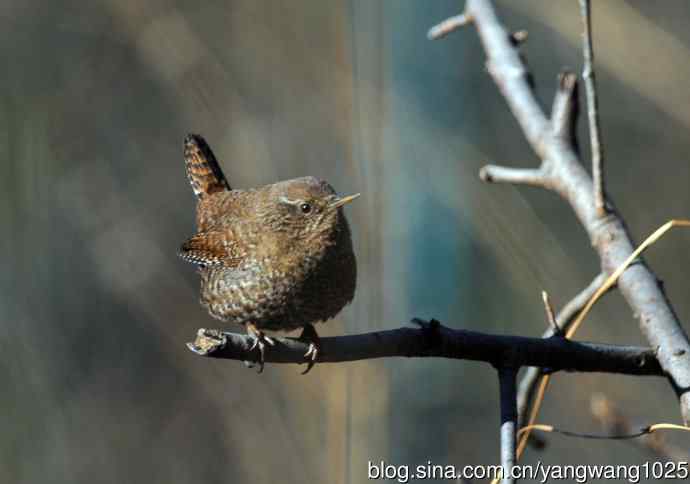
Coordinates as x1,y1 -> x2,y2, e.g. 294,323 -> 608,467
579,0 -> 606,216
479,165 -> 549,187
517,274 -> 608,428
187,323 -> 663,376
498,367 -> 518,484
428,14 -> 473,40
464,0 -> 690,424
551,71 -> 579,144
541,291 -> 561,334
555,273 -> 610,331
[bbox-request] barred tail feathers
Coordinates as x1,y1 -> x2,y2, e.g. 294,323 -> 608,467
184,134 -> 231,198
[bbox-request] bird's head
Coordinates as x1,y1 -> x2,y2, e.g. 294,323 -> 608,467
259,176 -> 359,250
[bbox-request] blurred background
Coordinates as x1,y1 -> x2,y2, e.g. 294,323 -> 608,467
2,0 -> 690,482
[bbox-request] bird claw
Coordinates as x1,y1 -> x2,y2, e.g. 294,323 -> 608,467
301,343 -> 319,375
299,324 -> 321,375
246,325 -> 275,373
304,343 -> 318,359
248,333 -> 275,350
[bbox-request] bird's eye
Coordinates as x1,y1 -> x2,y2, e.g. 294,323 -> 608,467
300,203 -> 312,214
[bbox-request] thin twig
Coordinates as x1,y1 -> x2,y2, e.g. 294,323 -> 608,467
579,0 -> 606,216
427,13 -> 473,40
517,274 -> 607,427
591,394 -> 690,462
498,367 -> 518,484
479,165 -> 549,187
518,421 -> 690,441
550,71 -> 579,147
541,291 -> 561,335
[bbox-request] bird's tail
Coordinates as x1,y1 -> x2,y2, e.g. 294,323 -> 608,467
184,134 -> 231,198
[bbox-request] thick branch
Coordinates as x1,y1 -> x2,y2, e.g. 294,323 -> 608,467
465,0 -> 690,423
187,323 -> 662,376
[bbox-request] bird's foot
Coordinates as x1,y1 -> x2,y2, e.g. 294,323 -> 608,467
299,324 -> 321,375
246,323 -> 275,373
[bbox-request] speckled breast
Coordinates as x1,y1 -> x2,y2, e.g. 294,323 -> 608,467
198,236 -> 356,332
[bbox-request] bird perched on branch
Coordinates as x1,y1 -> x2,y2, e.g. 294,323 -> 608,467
179,134 -> 358,373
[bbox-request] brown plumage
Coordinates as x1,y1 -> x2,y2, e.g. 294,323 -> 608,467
179,134 -> 358,373
183,134 -> 231,198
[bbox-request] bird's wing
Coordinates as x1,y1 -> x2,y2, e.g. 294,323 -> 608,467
178,230 -> 243,268
184,134 -> 231,199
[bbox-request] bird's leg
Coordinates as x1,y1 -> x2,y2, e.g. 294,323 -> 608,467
299,323 -> 321,375
246,322 -> 275,373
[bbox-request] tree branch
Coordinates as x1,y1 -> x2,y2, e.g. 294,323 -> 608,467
550,71 -> 579,146
541,290 -> 561,335
517,274 -> 608,428
427,14 -> 473,40
187,322 -> 662,377
498,367 -> 518,484
579,0 -> 606,216
464,0 -> 690,424
479,165 -> 550,188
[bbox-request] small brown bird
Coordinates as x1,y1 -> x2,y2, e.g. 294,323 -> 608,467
179,134 -> 358,373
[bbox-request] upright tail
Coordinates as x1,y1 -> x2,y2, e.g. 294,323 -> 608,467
183,134 -> 231,198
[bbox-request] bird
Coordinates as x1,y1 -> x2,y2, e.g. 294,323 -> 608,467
179,134 -> 359,373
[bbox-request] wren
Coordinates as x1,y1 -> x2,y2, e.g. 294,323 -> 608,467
179,134 -> 358,373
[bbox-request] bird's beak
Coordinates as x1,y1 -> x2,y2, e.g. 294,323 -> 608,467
330,193 -> 360,209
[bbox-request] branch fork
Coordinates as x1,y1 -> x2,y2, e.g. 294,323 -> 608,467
186,0 -> 690,477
